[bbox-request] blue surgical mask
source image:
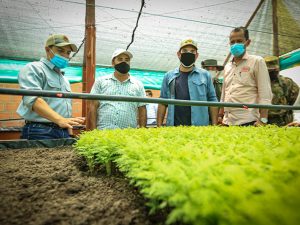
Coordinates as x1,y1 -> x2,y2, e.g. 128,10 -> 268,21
230,43 -> 245,57
49,49 -> 69,69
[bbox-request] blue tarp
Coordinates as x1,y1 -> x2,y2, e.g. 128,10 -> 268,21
279,49 -> 300,70
1,49 -> 299,90
0,59 -> 166,90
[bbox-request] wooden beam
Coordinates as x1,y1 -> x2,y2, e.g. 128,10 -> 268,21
82,0 -> 96,130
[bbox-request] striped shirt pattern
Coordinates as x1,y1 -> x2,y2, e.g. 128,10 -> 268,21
91,74 -> 146,130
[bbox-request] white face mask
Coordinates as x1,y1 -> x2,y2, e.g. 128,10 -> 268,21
209,71 -> 217,79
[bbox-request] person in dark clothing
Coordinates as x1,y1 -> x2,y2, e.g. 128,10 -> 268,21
157,39 -> 218,127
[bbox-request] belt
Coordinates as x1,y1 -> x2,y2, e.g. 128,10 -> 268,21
268,114 -> 289,119
240,121 -> 256,126
25,121 -> 60,128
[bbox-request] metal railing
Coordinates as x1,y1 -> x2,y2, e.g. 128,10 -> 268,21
1,88 -> 300,110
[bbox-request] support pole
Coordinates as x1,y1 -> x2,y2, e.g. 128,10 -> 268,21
1,88 -> 299,110
82,0 -> 96,129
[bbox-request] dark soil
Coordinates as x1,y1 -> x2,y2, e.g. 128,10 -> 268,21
0,147 -> 165,225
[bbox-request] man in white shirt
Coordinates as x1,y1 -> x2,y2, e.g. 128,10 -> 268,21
145,90 -> 158,126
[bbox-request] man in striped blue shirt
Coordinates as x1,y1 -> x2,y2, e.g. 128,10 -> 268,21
88,49 -> 147,130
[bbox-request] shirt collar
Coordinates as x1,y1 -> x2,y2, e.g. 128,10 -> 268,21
242,52 -> 249,60
110,73 -> 134,83
40,57 -> 62,74
174,66 -> 199,76
41,57 -> 55,69
231,52 -> 249,64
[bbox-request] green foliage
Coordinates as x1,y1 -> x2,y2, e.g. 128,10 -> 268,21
74,126 -> 300,225
74,129 -> 125,174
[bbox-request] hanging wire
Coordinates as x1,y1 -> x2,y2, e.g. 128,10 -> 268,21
56,0 -> 300,39
2,0 -> 300,39
98,6 -> 158,43
25,0 -> 56,33
159,0 -> 241,15
70,36 -> 86,60
126,0 -> 145,50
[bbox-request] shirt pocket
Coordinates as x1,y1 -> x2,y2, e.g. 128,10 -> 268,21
47,79 -> 61,91
126,86 -> 138,96
62,77 -> 71,92
192,79 -> 207,100
238,71 -> 255,86
65,84 -> 71,92
124,87 -> 139,108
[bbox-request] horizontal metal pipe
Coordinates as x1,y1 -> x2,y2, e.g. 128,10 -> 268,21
1,88 -> 300,110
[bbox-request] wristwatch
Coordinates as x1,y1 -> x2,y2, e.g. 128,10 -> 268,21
260,118 -> 268,124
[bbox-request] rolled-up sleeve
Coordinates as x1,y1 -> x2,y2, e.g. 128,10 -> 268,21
255,57 -> 273,104
18,64 -> 44,110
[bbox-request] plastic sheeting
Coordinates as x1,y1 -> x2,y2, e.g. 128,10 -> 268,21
1,47 -> 299,90
0,0 -> 299,87
0,59 -> 165,90
1,0 -> 292,71
280,48 -> 300,70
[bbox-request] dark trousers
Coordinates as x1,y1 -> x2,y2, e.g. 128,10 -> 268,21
21,122 -> 70,140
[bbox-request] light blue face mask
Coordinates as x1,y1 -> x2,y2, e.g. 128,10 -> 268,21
230,43 -> 245,57
49,49 -> 69,69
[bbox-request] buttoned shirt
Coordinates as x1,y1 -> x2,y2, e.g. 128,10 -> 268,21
221,53 -> 273,125
17,58 -> 72,122
146,103 -> 158,125
160,67 -> 218,126
293,93 -> 300,122
90,74 -> 146,130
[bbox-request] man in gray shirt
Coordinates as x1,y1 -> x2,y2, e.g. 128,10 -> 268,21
17,34 -> 85,140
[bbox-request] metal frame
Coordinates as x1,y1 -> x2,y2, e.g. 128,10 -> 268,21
1,88 -> 299,110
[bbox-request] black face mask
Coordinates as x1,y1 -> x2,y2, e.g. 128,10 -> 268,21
115,62 -> 130,74
269,70 -> 279,81
180,53 -> 196,67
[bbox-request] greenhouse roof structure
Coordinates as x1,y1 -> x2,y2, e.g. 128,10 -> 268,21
0,0 -> 299,72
